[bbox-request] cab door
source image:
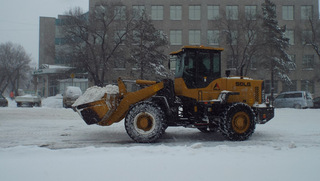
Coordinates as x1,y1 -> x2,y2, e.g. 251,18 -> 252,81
182,50 -> 221,89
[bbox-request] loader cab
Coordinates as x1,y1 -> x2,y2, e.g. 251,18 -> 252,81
170,46 -> 224,89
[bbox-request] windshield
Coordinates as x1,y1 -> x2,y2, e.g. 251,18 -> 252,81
183,50 -> 221,88
173,53 -> 185,78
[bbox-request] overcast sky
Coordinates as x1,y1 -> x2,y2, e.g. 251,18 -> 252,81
0,0 -> 89,66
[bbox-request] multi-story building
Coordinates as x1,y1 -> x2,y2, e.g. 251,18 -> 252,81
35,16 -> 88,97
37,0 -> 319,97
89,0 -> 319,97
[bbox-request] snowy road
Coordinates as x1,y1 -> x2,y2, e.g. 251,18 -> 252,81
1,107 -> 320,181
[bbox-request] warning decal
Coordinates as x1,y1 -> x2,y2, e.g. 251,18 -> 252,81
213,83 -> 220,90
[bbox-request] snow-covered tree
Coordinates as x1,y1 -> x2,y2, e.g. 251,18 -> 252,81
129,13 -> 168,80
0,42 -> 31,95
261,0 -> 295,98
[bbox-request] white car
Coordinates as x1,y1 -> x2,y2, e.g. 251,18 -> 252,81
274,91 -> 313,109
63,86 -> 82,108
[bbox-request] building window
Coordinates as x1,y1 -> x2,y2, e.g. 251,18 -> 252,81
227,55 -> 238,69
302,55 -> 314,69
289,55 -> 296,70
264,80 -> 278,94
226,6 -> 238,20
245,30 -> 256,45
189,5 -> 201,20
114,6 -> 126,20
285,30 -> 295,45
151,6 -> 163,20
170,30 -> 182,45
282,6 -> 294,20
189,30 -> 201,45
114,30 -> 126,45
227,31 -> 238,45
170,6 -> 182,20
207,30 -> 219,45
208,6 -> 219,20
301,6 -> 313,20
282,80 -> 297,92
95,5 -> 107,16
250,56 -> 257,70
301,80 -> 314,93
55,38 -> 67,45
132,30 -> 140,45
133,5 -> 145,20
302,30 -> 312,45
245,6 -> 257,20
55,19 -> 66,26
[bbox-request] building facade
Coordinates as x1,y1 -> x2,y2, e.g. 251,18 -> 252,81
89,0 -> 319,96
36,16 -> 88,97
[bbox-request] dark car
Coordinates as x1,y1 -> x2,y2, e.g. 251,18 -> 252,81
0,94 -> 8,107
313,97 -> 320,108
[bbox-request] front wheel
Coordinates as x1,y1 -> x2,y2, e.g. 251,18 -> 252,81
125,102 -> 167,143
220,103 -> 256,141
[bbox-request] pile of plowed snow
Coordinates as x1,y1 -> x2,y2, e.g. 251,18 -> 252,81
73,85 -> 119,107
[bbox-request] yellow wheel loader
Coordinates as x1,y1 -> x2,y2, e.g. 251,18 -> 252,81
73,46 -> 274,143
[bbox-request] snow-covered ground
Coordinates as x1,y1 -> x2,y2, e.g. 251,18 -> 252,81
0,97 -> 320,181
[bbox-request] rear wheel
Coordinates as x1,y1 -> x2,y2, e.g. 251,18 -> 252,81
125,102 -> 167,143
220,103 -> 256,141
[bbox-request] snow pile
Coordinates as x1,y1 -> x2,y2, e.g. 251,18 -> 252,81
73,85 -> 119,107
41,94 -> 63,108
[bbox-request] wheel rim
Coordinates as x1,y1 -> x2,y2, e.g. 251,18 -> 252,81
134,112 -> 156,134
232,112 -> 250,134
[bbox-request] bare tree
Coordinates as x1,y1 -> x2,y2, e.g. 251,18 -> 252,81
299,16 -> 320,83
0,42 -> 31,95
61,4 -> 138,86
308,18 -> 320,58
218,9 -> 263,76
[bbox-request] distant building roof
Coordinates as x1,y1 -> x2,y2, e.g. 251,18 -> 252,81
33,64 -> 74,75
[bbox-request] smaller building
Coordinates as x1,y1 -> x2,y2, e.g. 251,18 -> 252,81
33,64 -> 88,97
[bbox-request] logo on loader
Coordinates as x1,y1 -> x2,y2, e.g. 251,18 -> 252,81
236,82 -> 251,87
213,83 -> 220,90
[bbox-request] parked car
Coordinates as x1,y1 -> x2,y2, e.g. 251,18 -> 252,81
313,97 -> 320,108
15,94 -> 42,107
63,86 -> 82,108
274,91 -> 313,109
0,94 -> 8,107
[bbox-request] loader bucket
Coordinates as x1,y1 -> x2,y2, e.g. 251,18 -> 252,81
73,93 -> 119,125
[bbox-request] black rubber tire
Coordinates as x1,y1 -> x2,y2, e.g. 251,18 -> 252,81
220,103 -> 256,141
125,102 -> 167,143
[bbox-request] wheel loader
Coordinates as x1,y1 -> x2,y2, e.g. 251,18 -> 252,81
73,46 -> 274,143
